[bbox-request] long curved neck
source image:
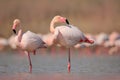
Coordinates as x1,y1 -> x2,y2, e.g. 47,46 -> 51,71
17,29 -> 22,42
50,19 -> 55,34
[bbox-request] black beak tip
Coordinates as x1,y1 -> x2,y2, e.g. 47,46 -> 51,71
66,19 -> 69,25
13,29 -> 16,34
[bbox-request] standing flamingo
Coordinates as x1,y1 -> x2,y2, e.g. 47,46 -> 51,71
50,15 -> 94,72
12,19 -> 46,73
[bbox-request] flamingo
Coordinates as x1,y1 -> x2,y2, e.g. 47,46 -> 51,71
12,19 -> 46,73
0,37 -> 8,51
106,32 -> 120,55
8,35 -> 17,50
41,33 -> 54,47
50,15 -> 94,72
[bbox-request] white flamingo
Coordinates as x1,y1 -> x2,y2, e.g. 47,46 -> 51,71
96,32 -> 109,46
0,37 -> 8,51
42,33 -> 54,47
8,35 -> 17,49
12,19 -> 46,73
50,15 -> 94,72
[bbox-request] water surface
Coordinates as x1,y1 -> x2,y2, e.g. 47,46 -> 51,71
0,51 -> 120,80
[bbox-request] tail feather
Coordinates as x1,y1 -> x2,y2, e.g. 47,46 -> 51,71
80,38 -> 94,44
85,38 -> 94,44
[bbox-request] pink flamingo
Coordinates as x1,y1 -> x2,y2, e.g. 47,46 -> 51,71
50,15 -> 94,72
0,37 -> 8,51
12,19 -> 46,73
41,33 -> 57,54
8,35 -> 17,50
107,32 -> 120,55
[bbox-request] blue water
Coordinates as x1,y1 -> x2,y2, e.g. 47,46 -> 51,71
0,50 -> 120,80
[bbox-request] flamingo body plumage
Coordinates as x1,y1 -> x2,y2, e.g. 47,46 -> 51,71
18,31 -> 45,51
54,25 -> 87,48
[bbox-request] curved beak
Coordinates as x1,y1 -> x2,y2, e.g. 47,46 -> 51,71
12,29 -> 16,34
66,19 -> 69,25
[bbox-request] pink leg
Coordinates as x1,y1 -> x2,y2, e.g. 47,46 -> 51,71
33,50 -> 36,55
68,48 -> 71,73
27,52 -> 32,73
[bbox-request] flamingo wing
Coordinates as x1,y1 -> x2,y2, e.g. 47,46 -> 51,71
54,25 -> 86,47
20,31 -> 45,51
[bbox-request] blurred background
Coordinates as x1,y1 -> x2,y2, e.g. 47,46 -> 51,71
0,0 -> 120,38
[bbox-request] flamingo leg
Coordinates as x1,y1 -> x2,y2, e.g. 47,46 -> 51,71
33,50 -> 36,55
68,48 -> 71,73
27,51 -> 32,73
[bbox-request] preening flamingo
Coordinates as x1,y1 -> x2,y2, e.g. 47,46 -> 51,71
12,19 -> 46,73
50,15 -> 94,72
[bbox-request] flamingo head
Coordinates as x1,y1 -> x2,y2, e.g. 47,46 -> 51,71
12,19 -> 21,34
53,15 -> 69,25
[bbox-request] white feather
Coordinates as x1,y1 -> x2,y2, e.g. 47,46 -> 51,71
54,25 -> 86,47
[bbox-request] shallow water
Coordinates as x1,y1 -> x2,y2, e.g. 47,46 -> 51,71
0,50 -> 120,80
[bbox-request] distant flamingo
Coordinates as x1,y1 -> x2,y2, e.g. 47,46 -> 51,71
8,35 -> 17,50
109,31 -> 119,46
95,32 -> 109,54
50,15 -> 94,72
106,32 -> 120,55
42,33 -> 54,47
12,19 -> 46,73
0,37 -> 8,51
96,32 -> 109,46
